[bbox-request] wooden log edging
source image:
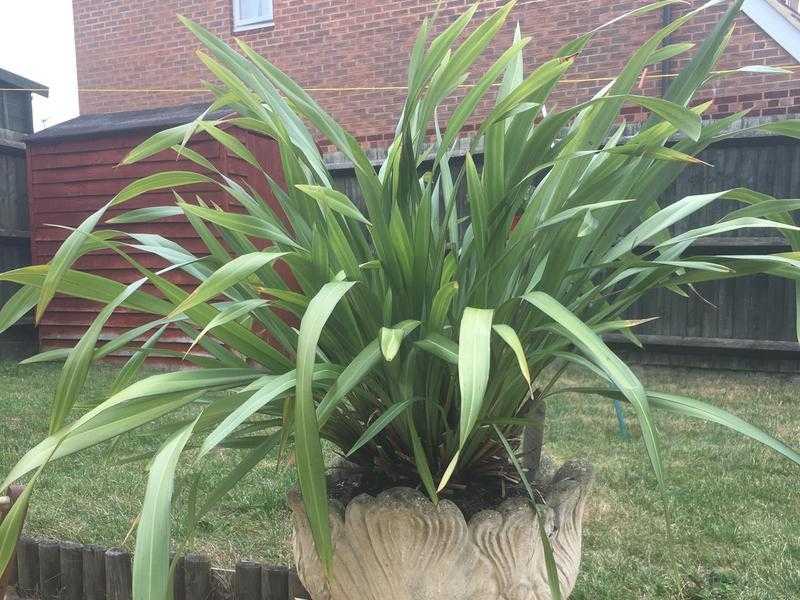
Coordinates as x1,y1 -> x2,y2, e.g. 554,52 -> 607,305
8,538 -> 309,600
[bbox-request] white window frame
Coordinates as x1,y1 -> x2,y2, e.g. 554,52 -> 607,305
743,0 -> 800,61
233,0 -> 273,32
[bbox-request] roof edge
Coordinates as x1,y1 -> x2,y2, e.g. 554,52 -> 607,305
743,0 -> 800,62
25,102 -> 231,143
0,67 -> 48,97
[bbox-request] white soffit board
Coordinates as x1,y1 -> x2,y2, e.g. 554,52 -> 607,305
742,0 -> 800,62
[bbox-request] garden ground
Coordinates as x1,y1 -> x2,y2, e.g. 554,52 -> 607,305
0,359 -> 797,599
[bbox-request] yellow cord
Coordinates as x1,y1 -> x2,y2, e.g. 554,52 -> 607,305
1,65 -> 796,94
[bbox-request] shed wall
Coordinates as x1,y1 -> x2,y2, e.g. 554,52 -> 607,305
26,127 -> 282,356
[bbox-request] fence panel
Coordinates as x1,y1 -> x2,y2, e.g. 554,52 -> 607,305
0,141 -> 35,359
331,133 -> 800,371
620,135 -> 800,371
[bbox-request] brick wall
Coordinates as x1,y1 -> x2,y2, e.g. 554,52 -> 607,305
72,0 -> 800,152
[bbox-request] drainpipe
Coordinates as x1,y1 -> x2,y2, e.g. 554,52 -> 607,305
660,4 -> 674,97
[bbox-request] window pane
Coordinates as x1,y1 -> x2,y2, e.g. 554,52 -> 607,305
239,0 -> 267,20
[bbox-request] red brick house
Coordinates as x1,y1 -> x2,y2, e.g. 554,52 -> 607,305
70,0 -> 800,155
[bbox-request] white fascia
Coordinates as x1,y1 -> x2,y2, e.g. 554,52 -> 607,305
743,0 -> 800,62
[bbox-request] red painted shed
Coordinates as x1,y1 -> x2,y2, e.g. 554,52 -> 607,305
25,103 -> 283,357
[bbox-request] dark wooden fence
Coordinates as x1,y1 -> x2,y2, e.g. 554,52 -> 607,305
331,130 -> 800,372
0,72 -> 42,360
9,537 -> 309,600
0,129 -> 35,359
617,132 -> 800,372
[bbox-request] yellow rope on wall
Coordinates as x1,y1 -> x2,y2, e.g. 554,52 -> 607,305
1,64 -> 797,94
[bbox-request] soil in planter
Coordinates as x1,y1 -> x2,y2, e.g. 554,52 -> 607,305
327,455 -> 554,521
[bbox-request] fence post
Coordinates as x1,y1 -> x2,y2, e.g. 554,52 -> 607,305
261,566 -> 288,600
105,548 -> 132,600
38,539 -> 61,600
235,560 -> 262,600
184,553 -> 211,600
83,544 -> 107,600
211,568 -> 234,600
170,553 -> 185,600
60,541 -> 84,600
16,536 -> 39,596
288,569 -> 309,600
4,543 -> 17,588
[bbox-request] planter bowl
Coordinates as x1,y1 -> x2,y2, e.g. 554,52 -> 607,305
0,485 -> 26,597
289,459 -> 593,600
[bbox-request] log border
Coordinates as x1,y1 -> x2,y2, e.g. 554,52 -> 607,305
7,538 -> 308,600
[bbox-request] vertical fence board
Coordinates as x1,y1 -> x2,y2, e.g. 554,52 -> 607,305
288,569 -> 309,600
5,537 -> 19,588
105,549 -> 132,600
16,536 -> 39,596
60,541 -> 84,600
261,566 -> 289,600
236,561 -> 262,600
212,568 -> 234,600
38,540 -> 61,600
0,143 -> 34,360
83,544 -> 107,600
185,553 -> 211,600
171,553 -> 185,600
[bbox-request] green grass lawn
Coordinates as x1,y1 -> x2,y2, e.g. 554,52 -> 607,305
0,359 -> 798,599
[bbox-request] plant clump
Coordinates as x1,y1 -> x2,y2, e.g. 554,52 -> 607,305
0,0 -> 799,595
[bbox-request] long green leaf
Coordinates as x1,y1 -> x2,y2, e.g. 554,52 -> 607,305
458,307 -> 494,447
295,281 -> 355,571
107,206 -> 184,224
0,285 -> 37,335
655,218 -> 800,248
186,298 -> 268,355
296,185 -> 370,225
178,201 -> 301,249
50,278 -> 149,433
523,292 -> 663,486
2,391 -> 203,489
0,464 -> 48,578
565,387 -> 800,465
110,171 -> 214,207
409,418 -> 438,503
317,320 -> 420,425
415,332 -> 458,365
35,205 -> 109,322
492,324 -> 531,387
121,122 -> 197,165
494,426 -> 563,600
132,419 -> 198,600
111,325 -> 171,395
169,252 -> 286,317
199,365 -> 339,457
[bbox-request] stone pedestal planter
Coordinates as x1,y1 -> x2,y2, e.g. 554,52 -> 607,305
0,485 -> 25,598
289,460 -> 593,600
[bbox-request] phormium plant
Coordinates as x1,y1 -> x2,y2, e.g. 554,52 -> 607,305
1,0 -> 799,597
